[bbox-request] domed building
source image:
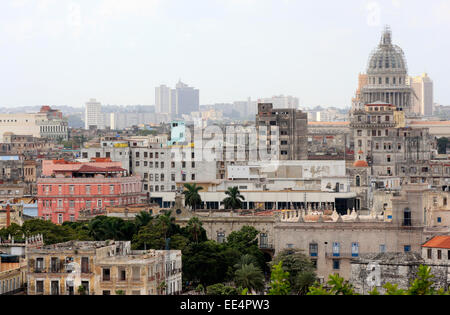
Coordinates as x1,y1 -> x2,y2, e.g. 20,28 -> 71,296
350,26 -> 434,180
359,26 -> 414,113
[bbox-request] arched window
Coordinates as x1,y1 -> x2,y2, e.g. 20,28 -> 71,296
356,176 -> 361,187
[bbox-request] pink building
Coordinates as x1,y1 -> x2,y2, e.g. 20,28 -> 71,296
38,160 -> 145,224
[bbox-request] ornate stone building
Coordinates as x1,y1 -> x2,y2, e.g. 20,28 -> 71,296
350,27 -> 434,178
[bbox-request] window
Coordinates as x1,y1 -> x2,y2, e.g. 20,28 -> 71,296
51,281 -> 59,295
119,268 -> 126,281
103,291 -> 111,295
438,250 -> 442,260
403,208 -> 411,226
309,243 -> 318,257
332,242 -> 340,257
438,217 -> 442,223
356,176 -> 361,187
57,214 -> 63,224
333,259 -> 340,270
97,200 -> 102,208
36,258 -> 44,272
380,244 -> 386,253
171,174 -> 175,181
86,185 -> 91,195
69,200 -> 75,209
69,185 -> 74,194
352,243 -> 359,257
51,257 -> 60,273
110,185 -> 114,194
404,245 -> 411,253
260,233 -> 269,248
132,267 -> 141,281
102,268 -> 111,281
217,232 -> 225,244
36,281 -> 44,294
427,248 -> 432,259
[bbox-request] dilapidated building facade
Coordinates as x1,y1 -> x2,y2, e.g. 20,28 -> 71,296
26,241 -> 182,295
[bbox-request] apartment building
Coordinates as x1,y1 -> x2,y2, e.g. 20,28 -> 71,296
37,159 -> 145,224
26,241 -> 182,295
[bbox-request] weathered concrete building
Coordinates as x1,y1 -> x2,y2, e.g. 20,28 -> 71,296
256,103 -> 308,160
26,241 -> 182,295
0,254 -> 26,295
350,236 -> 450,294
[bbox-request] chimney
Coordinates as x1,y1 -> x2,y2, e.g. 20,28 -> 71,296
6,204 -> 11,228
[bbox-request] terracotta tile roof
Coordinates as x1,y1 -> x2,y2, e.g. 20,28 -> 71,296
422,236 -> 450,249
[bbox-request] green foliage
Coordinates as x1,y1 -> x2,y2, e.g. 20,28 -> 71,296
241,288 -> 249,295
183,241 -> 238,286
183,184 -> 203,210
206,283 -> 241,295
267,261 -> 291,295
223,187 -> 245,211
77,285 -> 86,295
88,216 -> 136,241
134,211 -> 153,229
383,283 -> 406,295
115,290 -> 125,295
226,226 -> 265,270
307,274 -> 357,295
234,254 -> 259,270
131,212 -> 180,250
308,265 -> 450,296
0,220 -> 90,245
295,271 -> 317,295
234,263 -> 265,294
407,265 -> 440,295
270,249 -> 316,295
185,217 -> 207,243
195,284 -> 205,294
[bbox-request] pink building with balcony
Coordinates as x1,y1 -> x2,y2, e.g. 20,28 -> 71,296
38,160 -> 145,224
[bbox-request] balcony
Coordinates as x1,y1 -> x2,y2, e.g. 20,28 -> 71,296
259,242 -> 273,250
325,252 -> 360,259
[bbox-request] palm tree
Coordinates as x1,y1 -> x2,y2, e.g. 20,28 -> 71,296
234,254 -> 259,270
234,264 -> 265,294
186,217 -> 203,243
183,183 -> 203,211
223,187 -> 245,211
135,211 -> 153,229
158,211 -> 176,243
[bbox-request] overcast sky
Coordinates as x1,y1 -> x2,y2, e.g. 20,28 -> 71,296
1,0 -> 450,108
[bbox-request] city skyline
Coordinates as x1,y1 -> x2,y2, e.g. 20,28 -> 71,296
1,1 -> 450,108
